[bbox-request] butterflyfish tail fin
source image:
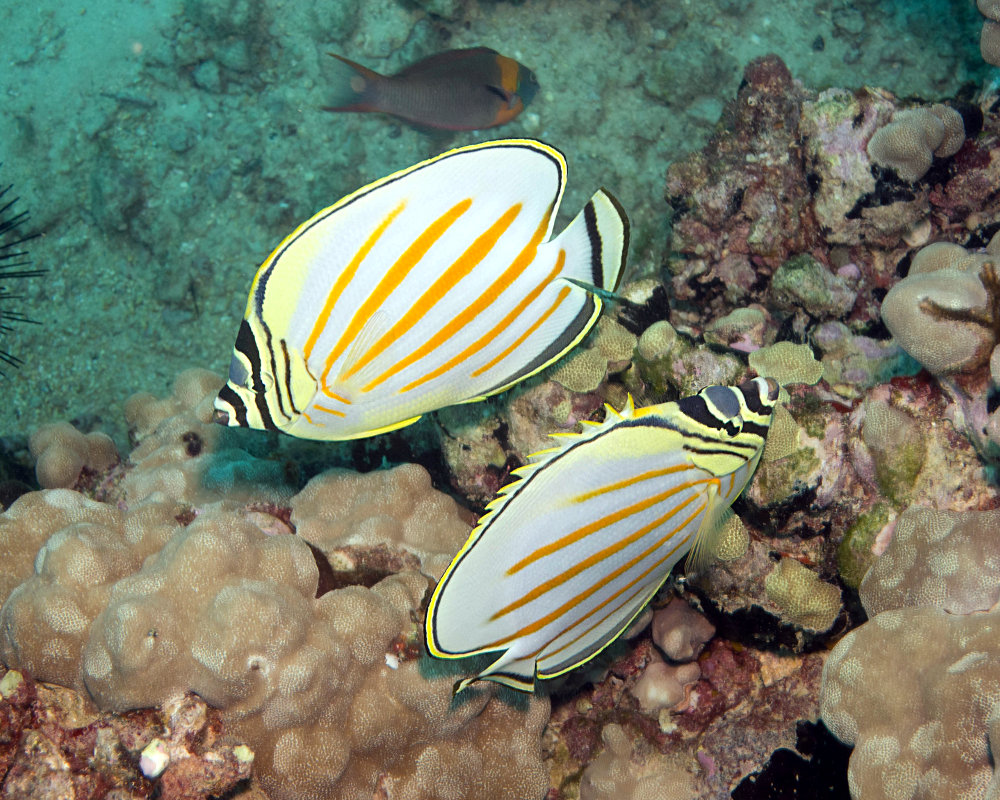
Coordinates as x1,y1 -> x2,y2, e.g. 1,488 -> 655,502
684,483 -> 732,577
323,52 -> 383,113
548,188 -> 629,293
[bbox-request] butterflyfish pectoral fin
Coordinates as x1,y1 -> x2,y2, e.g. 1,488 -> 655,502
684,484 -> 732,577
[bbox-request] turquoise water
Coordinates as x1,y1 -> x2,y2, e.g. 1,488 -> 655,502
0,0 -> 985,446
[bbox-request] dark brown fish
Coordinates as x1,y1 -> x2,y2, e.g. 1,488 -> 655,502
323,47 -> 539,131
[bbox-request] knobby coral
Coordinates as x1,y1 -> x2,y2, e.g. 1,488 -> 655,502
821,506 -> 1000,799
982,0 -> 1000,65
1,370 -> 549,800
881,237 -> 1000,375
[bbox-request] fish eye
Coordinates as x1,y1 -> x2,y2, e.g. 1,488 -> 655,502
228,355 -> 250,388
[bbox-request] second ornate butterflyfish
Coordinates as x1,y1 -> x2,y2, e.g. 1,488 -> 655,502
213,139 -> 629,441
425,378 -> 780,693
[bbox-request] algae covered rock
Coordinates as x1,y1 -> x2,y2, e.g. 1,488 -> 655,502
836,504 -> 892,590
770,253 -> 856,319
860,399 -> 926,506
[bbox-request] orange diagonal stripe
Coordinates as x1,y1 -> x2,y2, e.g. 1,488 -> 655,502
503,500 -> 709,642
507,476 -> 707,575
342,203 -> 522,380
359,208 -> 555,393
539,580 -> 651,666
493,487 -> 706,620
468,280 -> 570,379
484,499 -> 709,651
395,251 -> 565,394
319,388 -> 350,403
323,198 -> 472,384
304,200 -> 406,361
571,464 -> 696,504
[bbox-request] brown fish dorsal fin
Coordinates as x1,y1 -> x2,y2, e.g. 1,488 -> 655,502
392,47 -> 500,79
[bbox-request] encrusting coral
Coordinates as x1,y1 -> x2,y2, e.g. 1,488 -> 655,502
550,317 -> 637,394
579,723 -> 696,800
747,341 -> 824,388
878,235 -> 1000,467
764,558 -> 842,635
880,237 -> 1000,376
822,606 -> 1000,800
29,423 -> 119,490
859,506 -> 1000,617
1,370 -> 550,800
859,398 -> 925,506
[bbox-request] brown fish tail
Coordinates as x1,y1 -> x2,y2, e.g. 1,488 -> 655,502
323,53 -> 384,113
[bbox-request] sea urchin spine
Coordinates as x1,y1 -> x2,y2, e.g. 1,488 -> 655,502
0,170 -> 42,375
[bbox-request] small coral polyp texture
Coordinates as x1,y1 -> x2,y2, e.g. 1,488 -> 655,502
0,370 -> 549,800
821,506 -> 1000,799
866,105 -> 965,183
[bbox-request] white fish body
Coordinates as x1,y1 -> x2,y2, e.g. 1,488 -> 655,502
213,139 -> 629,440
425,378 -> 780,693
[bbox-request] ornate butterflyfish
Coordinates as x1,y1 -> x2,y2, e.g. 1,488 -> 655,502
323,47 -> 540,131
213,139 -> 629,441
425,377 -> 780,693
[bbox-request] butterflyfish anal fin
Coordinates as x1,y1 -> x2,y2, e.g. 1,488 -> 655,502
453,647 -> 539,695
426,378 -> 778,692
536,579 -> 661,679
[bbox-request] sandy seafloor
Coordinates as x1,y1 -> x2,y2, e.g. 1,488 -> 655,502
0,0 -> 988,447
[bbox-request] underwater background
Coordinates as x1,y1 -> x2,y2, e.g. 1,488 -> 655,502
0,0 -> 985,444
1,1 -> 999,799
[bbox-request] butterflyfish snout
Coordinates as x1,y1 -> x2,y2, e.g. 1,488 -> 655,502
213,139 -> 629,441
425,378 -> 779,694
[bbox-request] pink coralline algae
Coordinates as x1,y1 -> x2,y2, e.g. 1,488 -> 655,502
0,666 -> 254,800
664,55 -> 993,342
